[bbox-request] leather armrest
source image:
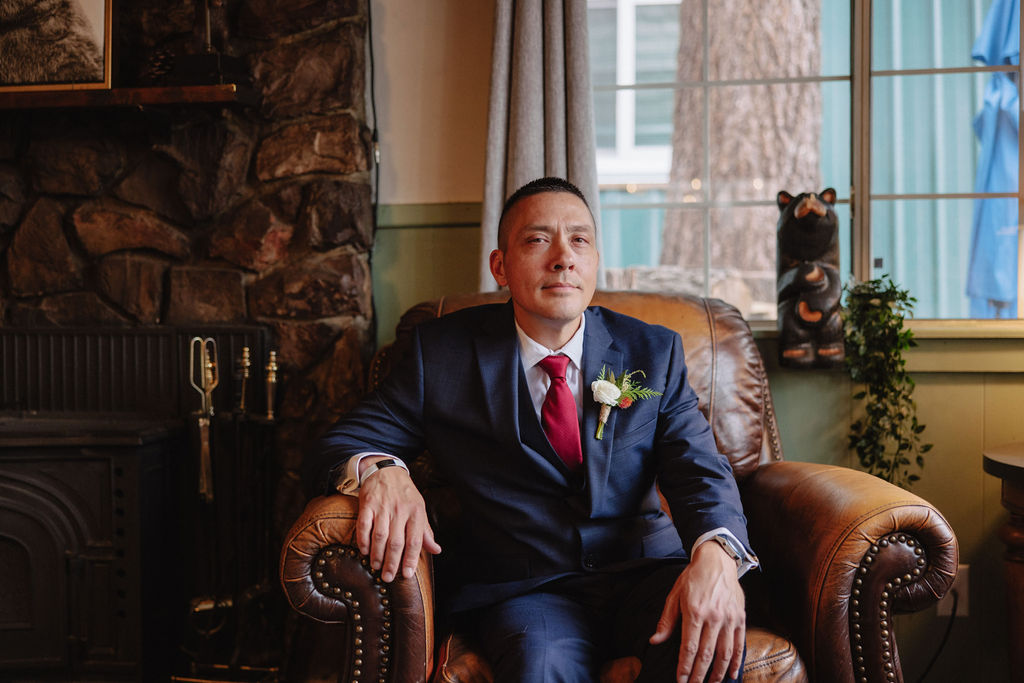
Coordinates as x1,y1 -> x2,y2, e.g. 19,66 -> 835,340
741,462 -> 958,683
280,494 -> 436,682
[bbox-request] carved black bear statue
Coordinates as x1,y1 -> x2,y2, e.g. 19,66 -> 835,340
776,188 -> 844,368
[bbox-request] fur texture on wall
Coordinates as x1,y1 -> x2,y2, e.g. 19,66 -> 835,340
0,0 -> 103,84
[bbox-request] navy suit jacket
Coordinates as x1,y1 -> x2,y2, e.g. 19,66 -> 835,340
315,302 -> 750,611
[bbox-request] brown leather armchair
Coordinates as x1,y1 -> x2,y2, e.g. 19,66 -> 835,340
280,291 -> 958,683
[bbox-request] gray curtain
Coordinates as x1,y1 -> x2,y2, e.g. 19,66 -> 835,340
478,0 -> 602,291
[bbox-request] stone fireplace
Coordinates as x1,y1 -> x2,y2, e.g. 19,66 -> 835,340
0,0 -> 374,678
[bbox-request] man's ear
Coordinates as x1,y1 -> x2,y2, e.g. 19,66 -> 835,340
489,249 -> 507,287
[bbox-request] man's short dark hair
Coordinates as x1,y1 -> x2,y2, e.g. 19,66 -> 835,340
497,177 -> 593,250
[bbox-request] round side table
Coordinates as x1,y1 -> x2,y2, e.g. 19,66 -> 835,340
983,443 -> 1024,683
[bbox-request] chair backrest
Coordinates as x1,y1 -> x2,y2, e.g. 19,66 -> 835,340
371,291 -> 783,481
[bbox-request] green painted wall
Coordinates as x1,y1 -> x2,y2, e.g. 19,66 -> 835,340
373,203 -> 1020,682
372,203 -> 483,348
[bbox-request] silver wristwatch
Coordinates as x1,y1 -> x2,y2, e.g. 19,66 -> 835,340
710,533 -> 745,567
358,457 -> 409,485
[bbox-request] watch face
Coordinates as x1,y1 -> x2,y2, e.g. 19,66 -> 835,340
360,458 -> 401,485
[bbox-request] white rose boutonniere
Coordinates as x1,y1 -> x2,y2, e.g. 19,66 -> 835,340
591,365 -> 662,439
591,379 -> 621,405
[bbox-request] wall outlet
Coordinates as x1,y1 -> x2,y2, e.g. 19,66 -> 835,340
937,564 -> 969,617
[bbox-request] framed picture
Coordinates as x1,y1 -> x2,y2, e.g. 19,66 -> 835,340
0,0 -> 113,92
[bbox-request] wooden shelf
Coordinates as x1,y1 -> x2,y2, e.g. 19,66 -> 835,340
0,84 -> 256,110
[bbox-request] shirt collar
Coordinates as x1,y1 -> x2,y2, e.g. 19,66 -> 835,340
514,313 -> 586,371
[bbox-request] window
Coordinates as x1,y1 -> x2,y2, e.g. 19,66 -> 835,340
588,0 -> 1021,321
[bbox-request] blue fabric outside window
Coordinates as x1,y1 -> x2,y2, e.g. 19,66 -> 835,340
967,0 -> 1020,318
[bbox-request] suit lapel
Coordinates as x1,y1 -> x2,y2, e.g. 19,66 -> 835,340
581,308 -> 622,510
474,303 -> 522,450
475,302 -> 575,484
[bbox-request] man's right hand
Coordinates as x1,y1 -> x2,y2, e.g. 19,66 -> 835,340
355,457 -> 442,583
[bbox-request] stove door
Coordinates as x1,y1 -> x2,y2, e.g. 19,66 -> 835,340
0,497 -> 69,668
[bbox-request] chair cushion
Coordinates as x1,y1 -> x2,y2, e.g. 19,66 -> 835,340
741,627 -> 808,683
430,626 -> 807,683
433,633 -> 492,683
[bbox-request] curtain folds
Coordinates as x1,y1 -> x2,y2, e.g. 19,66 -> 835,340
479,0 -> 602,290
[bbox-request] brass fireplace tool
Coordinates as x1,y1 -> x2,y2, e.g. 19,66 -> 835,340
237,346 -> 251,413
189,336 -> 219,503
229,346 -> 277,419
265,350 -> 278,420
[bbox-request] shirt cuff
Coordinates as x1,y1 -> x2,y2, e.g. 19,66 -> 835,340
693,527 -> 759,579
335,452 -> 396,495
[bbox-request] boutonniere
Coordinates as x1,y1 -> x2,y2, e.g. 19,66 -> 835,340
591,365 -> 662,439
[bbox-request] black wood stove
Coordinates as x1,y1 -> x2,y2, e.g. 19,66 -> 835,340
0,327 -> 282,681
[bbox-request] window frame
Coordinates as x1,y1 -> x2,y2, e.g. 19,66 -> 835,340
591,0 -> 1024,325
853,0 -> 1024,320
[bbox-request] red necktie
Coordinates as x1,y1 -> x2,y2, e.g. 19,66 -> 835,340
537,355 -> 583,471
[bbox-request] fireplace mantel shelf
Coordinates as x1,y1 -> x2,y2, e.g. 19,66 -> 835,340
0,84 -> 256,110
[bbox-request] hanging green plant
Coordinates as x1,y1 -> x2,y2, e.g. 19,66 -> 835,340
842,275 -> 932,488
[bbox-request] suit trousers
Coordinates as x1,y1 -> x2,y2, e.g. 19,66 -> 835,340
471,562 -> 744,683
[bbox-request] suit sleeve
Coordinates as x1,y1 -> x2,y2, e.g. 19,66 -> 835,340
654,333 -> 753,555
308,326 -> 429,495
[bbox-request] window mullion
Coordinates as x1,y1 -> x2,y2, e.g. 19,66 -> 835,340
852,0 -> 872,281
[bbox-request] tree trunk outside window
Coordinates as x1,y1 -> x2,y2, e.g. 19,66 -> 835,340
660,0 -> 822,318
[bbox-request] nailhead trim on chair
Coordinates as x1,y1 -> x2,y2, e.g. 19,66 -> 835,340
313,545 -> 393,683
849,534 -> 927,683
763,387 -> 784,463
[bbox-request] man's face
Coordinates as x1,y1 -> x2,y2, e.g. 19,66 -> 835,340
489,191 -> 599,340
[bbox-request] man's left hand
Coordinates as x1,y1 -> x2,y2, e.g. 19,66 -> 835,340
649,540 -> 745,683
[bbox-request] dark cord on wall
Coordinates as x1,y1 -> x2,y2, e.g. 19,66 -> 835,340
915,589 -> 958,683
366,0 -> 380,346
367,0 -> 380,209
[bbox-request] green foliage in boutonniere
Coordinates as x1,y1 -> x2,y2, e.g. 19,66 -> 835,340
591,365 -> 662,439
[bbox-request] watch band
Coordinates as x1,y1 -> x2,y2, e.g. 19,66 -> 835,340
358,457 -> 409,486
710,533 -> 745,567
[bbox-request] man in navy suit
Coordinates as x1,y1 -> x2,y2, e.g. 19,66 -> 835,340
315,178 -> 756,682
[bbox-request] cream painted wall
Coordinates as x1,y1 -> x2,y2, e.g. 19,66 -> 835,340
370,0 -> 494,205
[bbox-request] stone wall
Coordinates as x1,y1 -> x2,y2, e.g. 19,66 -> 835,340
0,0 -> 372,551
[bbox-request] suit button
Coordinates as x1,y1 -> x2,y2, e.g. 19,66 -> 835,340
583,555 -> 596,569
